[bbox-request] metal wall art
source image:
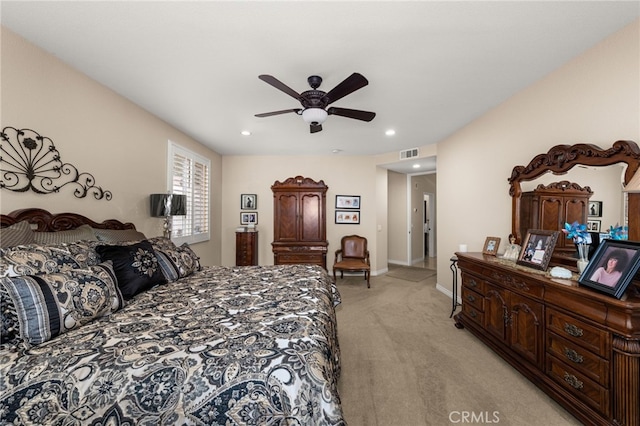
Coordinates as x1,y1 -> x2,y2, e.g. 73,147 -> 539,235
1,126 -> 112,200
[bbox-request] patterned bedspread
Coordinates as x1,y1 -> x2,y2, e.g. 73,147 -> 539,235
0,264 -> 345,425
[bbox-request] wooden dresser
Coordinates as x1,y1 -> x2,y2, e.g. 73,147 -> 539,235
271,176 -> 328,269
235,230 -> 258,266
455,252 -> 640,426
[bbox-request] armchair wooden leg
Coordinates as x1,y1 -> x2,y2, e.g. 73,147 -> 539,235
333,268 -> 336,282
366,271 -> 370,288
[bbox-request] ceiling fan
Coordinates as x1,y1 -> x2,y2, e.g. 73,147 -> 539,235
255,73 -> 376,133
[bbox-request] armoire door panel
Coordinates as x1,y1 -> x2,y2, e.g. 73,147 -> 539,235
275,194 -> 298,241
301,193 -> 322,241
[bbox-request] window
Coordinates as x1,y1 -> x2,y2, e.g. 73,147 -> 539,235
168,141 -> 210,244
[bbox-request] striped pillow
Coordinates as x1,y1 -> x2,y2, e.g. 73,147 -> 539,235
0,262 -> 123,347
34,224 -> 97,244
93,228 -> 146,242
0,221 -> 36,248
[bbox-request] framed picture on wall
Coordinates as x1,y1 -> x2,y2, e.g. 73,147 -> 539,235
517,229 -> 559,271
241,194 -> 257,210
240,212 -> 258,225
588,201 -> 603,217
336,195 -> 360,209
335,210 -> 360,224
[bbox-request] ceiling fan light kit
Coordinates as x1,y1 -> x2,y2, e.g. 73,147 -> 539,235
256,72 -> 376,133
302,108 -> 328,125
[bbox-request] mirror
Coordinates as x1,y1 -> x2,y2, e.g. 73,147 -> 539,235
509,140 -> 640,245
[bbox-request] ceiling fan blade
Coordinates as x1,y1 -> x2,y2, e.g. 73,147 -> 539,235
328,107 -> 376,122
324,73 -> 369,105
310,124 -> 323,134
258,75 -> 302,100
255,108 -> 301,118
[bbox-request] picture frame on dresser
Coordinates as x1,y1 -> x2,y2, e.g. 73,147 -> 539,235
578,239 -> 640,299
482,236 -> 501,256
516,229 -> 559,271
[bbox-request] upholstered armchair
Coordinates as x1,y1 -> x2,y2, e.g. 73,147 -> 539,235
333,235 -> 370,288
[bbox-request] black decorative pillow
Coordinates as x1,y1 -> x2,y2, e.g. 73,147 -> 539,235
0,262 -> 123,347
96,240 -> 166,299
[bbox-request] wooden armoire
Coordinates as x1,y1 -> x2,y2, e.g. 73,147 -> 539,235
271,176 -> 328,268
519,180 -> 592,254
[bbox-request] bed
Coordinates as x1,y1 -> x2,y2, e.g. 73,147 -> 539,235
0,209 -> 345,425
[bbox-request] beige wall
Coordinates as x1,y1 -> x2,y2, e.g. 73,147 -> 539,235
435,19 -> 639,294
0,27 -> 223,266
220,155 -> 385,272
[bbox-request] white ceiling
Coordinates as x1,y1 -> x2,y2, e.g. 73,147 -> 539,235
2,1 -> 638,174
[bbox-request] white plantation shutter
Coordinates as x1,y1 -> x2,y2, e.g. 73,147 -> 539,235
168,141 -> 210,244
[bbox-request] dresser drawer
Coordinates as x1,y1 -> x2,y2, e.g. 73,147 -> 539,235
547,355 -> 610,416
462,287 -> 484,311
546,308 -> 610,358
547,332 -> 609,387
462,303 -> 484,326
461,272 -> 485,294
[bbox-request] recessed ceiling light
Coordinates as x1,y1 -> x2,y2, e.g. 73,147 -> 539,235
332,149 -> 342,154
413,164 -> 420,169
385,129 -> 396,136
241,130 -> 251,136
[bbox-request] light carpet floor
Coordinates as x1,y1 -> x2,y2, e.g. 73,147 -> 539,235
334,272 -> 582,426
385,266 -> 438,282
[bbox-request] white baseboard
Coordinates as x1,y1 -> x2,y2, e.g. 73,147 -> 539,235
436,282 -> 461,304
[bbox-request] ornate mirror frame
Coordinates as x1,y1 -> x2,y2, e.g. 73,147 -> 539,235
508,140 -> 640,244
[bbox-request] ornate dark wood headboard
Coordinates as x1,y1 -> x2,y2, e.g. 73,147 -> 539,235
0,208 -> 136,231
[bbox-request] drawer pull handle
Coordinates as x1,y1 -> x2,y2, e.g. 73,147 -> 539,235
564,348 -> 584,364
466,294 -> 476,303
563,323 -> 584,338
563,372 -> 584,390
469,310 -> 477,318
468,279 -> 477,288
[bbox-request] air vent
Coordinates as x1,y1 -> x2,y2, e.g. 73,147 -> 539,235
399,148 -> 419,160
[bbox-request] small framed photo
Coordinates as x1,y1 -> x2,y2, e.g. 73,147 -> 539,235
240,212 -> 258,225
579,240 -> 640,299
336,195 -> 360,209
482,237 -> 501,256
241,194 -> 257,210
587,220 -> 601,232
335,210 -> 360,224
588,201 -> 603,218
517,229 -> 559,271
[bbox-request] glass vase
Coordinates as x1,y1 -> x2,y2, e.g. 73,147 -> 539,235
576,243 -> 589,274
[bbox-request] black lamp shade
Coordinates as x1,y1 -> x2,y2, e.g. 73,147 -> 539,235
150,194 -> 187,217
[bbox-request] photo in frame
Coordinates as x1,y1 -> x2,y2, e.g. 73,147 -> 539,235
335,210 -> 360,224
588,201 -> 603,218
335,195 -> 360,209
517,229 -> 559,271
241,194 -> 257,210
578,240 -> 640,299
240,212 -> 258,225
482,237 -> 501,256
587,220 -> 601,232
